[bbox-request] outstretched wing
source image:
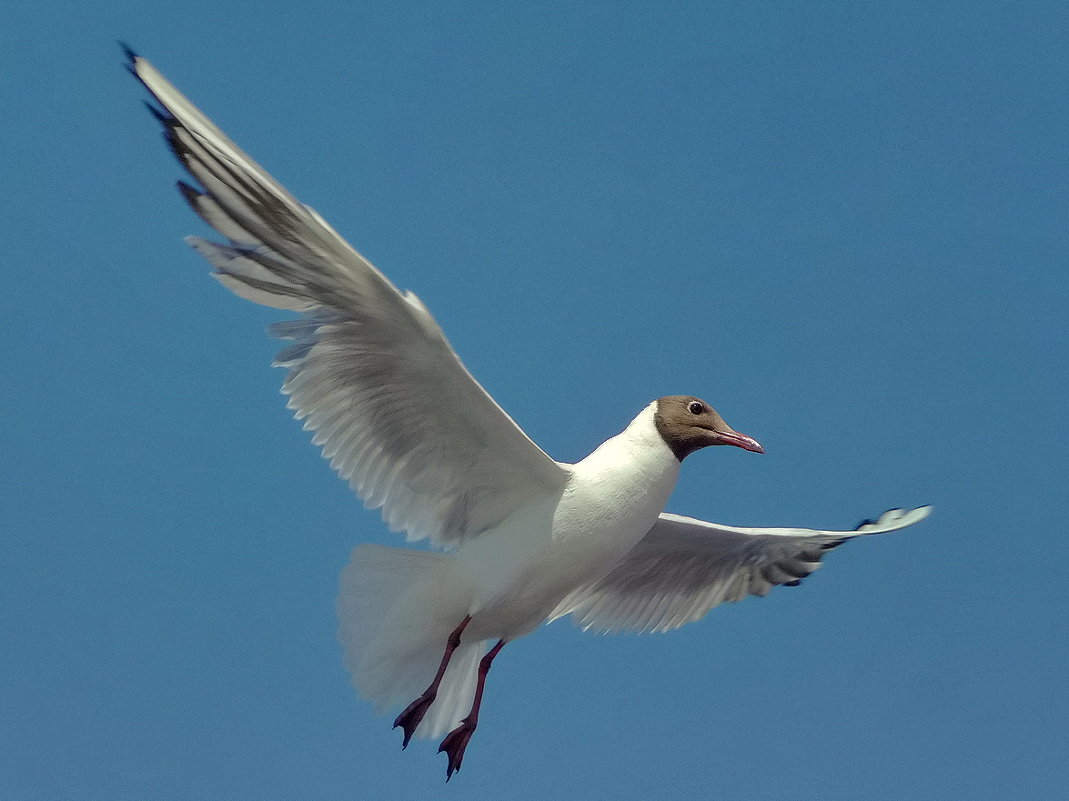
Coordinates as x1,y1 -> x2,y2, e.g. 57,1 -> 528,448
551,506 -> 932,633
129,51 -> 568,547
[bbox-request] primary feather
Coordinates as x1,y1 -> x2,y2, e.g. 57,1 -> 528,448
130,54 -> 566,548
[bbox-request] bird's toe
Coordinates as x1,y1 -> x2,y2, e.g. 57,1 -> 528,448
438,720 -> 476,780
393,695 -> 435,749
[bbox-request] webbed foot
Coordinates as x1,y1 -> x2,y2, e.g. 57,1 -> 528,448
437,719 -> 476,780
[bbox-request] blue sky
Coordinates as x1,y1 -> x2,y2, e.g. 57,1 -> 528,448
2,2 -> 1066,799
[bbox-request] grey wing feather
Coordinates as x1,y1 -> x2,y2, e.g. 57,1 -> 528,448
550,506 -> 932,633
131,53 -> 567,546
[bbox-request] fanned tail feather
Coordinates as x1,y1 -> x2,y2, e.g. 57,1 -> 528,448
337,544 -> 482,738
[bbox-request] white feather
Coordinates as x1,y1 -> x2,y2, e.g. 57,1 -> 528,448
131,51 -> 933,764
132,55 -> 567,549
551,507 -> 933,633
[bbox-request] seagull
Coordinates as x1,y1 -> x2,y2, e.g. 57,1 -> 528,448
128,49 -> 931,780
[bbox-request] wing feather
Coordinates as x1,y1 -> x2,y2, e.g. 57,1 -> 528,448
551,507 -> 931,633
130,52 -> 568,547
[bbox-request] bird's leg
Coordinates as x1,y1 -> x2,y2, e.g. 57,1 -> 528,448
438,638 -> 506,781
393,615 -> 472,748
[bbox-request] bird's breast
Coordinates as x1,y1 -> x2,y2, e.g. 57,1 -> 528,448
460,436 -> 681,639
549,444 -> 680,560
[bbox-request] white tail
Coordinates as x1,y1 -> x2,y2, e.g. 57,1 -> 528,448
337,544 -> 483,738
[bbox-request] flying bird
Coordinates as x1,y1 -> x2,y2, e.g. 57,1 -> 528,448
128,49 -> 931,780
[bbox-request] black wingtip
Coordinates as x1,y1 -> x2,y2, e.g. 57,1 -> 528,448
119,42 -> 141,79
119,41 -> 139,63
176,180 -> 202,202
142,99 -> 169,122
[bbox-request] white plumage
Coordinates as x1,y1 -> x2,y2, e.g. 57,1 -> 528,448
129,50 -> 931,779
552,506 -> 931,633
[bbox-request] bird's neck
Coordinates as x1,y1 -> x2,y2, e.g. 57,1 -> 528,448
570,402 -> 681,509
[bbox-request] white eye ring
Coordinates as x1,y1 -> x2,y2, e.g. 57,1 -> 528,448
688,401 -> 704,415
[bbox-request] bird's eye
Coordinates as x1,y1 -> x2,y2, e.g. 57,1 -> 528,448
688,401 -> 704,415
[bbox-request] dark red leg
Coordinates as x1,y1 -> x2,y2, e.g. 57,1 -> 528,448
393,615 -> 472,748
438,638 -> 506,781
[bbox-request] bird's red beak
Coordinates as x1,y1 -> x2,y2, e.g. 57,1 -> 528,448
714,429 -> 765,453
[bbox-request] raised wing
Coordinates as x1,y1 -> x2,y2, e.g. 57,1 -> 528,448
550,506 -> 932,633
129,50 -> 568,547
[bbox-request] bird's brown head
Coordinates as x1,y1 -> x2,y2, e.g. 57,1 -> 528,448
653,395 -> 764,461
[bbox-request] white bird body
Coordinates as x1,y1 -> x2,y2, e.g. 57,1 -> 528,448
128,49 -> 932,779
456,402 -> 680,641
336,402 -> 685,742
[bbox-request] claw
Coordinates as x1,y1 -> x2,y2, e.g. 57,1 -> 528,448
393,695 -> 435,749
438,719 -> 475,780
